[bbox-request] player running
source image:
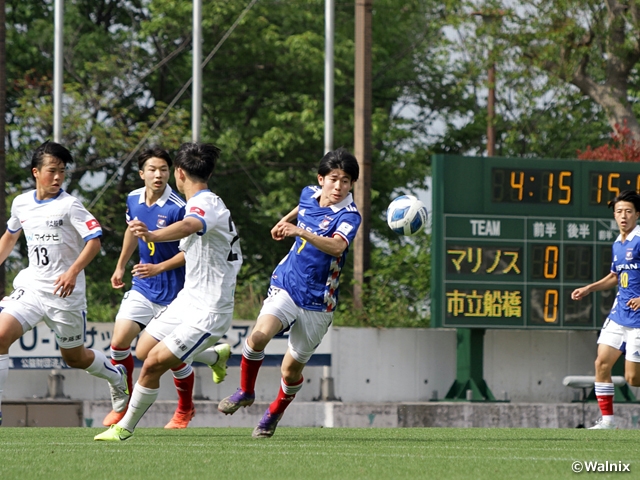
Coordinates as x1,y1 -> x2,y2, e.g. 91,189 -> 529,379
103,146 -> 228,429
218,148 -> 361,438
571,190 -> 640,429
95,142 -> 242,441
0,141 -> 129,426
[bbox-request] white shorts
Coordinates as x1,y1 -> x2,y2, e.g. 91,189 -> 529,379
145,292 -> 232,363
598,318 -> 640,363
0,287 -> 86,349
115,290 -> 167,328
259,287 -> 332,364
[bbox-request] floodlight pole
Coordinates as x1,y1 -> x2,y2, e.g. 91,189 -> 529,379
324,0 -> 335,154
192,0 -> 202,142
53,0 -> 64,143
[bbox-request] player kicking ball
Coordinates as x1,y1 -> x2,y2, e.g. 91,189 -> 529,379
0,141 -> 129,426
103,147 -> 229,429
95,142 -> 241,441
571,190 -> 640,429
218,148 -> 361,438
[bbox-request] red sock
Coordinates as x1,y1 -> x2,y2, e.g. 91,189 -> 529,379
240,356 -> 263,395
172,365 -> 194,412
268,377 -> 303,416
110,348 -> 134,395
596,395 -> 614,416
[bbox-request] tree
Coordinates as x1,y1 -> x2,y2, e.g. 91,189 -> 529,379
443,1 -> 640,146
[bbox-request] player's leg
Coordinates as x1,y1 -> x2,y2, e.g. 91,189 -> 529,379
253,308 -> 332,438
140,302 -> 200,428
253,350 -> 305,439
624,328 -> 640,386
95,341 -> 181,441
219,288 -> 295,415
0,313 -> 26,426
192,342 -> 232,384
102,319 -> 142,426
590,319 -> 624,429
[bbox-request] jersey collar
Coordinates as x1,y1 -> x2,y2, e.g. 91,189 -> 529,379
616,224 -> 640,243
138,185 -> 172,207
312,190 -> 354,213
33,188 -> 63,204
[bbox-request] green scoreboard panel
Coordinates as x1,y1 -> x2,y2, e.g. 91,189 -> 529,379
430,155 -> 638,329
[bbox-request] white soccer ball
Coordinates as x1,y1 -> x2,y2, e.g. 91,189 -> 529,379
386,195 -> 428,236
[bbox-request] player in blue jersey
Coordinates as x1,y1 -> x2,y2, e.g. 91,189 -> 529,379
218,148 -> 361,438
0,141 -> 129,426
102,146 -> 199,428
571,190 -> 640,429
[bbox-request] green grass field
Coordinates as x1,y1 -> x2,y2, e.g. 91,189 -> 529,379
0,427 -> 637,479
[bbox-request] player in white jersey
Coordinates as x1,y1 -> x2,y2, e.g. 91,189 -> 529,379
218,148 -> 361,438
0,141 -> 129,426
572,190 -> 640,429
103,147 -> 193,428
95,142 -> 242,441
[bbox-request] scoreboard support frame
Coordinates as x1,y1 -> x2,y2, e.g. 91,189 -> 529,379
443,328 -> 508,402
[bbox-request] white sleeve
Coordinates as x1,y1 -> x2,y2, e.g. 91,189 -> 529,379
69,199 -> 102,241
6,199 -> 22,233
184,194 -> 221,234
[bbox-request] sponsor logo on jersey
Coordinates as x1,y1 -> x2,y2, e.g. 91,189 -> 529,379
24,231 -> 63,244
46,218 -> 64,228
299,208 -> 306,217
190,206 -> 205,216
86,219 -> 100,230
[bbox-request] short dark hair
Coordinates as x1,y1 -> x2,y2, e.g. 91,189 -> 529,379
31,141 -> 73,178
608,190 -> 640,211
174,142 -> 221,182
317,147 -> 359,182
137,146 -> 173,170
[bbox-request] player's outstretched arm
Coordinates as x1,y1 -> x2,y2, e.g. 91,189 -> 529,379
0,230 -> 21,266
130,217 -> 202,243
53,237 -> 102,298
111,227 -> 138,289
133,252 -> 186,279
571,272 -> 618,301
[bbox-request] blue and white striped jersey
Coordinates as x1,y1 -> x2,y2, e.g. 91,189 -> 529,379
270,186 -> 361,312
609,225 -> 640,328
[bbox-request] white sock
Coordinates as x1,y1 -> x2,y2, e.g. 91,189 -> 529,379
192,347 -> 218,366
603,415 -> 615,423
0,354 -> 9,414
85,349 -> 121,385
118,382 -> 159,433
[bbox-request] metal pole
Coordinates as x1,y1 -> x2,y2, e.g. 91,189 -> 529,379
192,0 -> 202,142
53,0 -> 64,143
487,60 -> 495,156
324,0 -> 335,154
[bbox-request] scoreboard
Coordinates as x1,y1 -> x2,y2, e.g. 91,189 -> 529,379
430,155 -> 637,330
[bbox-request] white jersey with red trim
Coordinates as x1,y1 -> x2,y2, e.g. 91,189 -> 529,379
6,189 -> 102,308
179,189 -> 242,313
270,186 -> 361,312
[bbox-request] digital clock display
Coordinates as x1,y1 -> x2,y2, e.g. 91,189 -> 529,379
589,171 -> 640,205
491,168 -> 573,204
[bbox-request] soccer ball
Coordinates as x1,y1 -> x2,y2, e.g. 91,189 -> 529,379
386,195 -> 428,236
